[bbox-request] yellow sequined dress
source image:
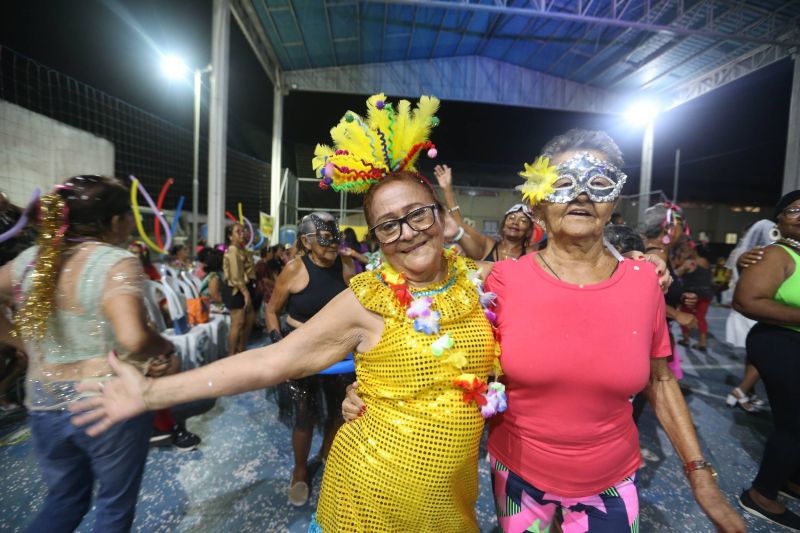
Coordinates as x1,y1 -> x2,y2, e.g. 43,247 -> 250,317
313,257 -> 498,532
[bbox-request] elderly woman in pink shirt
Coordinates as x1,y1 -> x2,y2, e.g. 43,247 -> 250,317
345,130 -> 746,533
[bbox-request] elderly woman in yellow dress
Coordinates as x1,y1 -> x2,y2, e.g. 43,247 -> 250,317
70,95 -> 501,531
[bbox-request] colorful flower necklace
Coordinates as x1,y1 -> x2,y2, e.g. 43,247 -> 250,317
376,249 -> 507,418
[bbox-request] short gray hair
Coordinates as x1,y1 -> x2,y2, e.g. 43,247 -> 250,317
541,129 -> 624,168
642,204 -> 669,238
298,211 -> 336,235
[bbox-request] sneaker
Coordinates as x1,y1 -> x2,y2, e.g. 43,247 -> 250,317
739,490 -> 800,531
149,428 -> 173,446
171,423 -> 201,451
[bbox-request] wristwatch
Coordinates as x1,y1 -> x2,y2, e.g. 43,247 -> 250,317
683,460 -> 717,478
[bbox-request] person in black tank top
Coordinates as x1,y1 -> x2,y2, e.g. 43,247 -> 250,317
264,212 -> 355,507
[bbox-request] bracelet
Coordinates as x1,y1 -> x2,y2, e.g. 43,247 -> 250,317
451,226 -> 465,243
683,460 -> 717,478
447,205 -> 460,214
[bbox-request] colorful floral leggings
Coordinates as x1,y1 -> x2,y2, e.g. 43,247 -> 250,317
490,455 -> 640,533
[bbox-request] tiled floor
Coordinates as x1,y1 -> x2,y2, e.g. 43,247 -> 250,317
1,306 -> 797,532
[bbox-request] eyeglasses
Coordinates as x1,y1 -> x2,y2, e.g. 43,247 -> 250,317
782,206 -> 800,220
369,204 -> 438,244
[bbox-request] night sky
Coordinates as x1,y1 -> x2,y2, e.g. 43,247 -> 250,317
1,0 -> 793,206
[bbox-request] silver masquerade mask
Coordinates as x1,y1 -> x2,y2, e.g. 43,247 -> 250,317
546,152 -> 627,203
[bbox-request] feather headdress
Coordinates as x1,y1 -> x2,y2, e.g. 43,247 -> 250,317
312,94 -> 440,193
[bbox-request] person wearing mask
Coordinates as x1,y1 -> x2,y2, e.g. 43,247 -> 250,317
343,129 -> 745,533
0,175 -> 177,532
265,212 -> 356,506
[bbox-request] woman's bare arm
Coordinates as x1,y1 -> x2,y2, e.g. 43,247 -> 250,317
645,358 -> 746,533
265,259 -> 302,335
433,164 -> 494,260
734,245 -> 800,326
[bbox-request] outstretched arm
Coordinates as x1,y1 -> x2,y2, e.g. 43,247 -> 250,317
71,288 -> 380,436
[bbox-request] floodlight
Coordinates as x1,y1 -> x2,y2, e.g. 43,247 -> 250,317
625,101 -> 660,126
161,55 -> 189,80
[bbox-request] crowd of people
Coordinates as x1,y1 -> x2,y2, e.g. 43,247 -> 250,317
0,93 -> 798,533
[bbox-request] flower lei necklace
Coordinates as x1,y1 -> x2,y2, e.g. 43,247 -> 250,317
377,248 -> 507,418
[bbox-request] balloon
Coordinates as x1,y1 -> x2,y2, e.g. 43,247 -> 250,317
129,177 -> 172,254
243,214 -> 254,249
318,353 -> 355,375
169,195 -> 185,242
252,229 -> 265,250
237,202 -> 244,225
0,187 -> 40,244
154,178 -> 174,249
225,211 -> 237,223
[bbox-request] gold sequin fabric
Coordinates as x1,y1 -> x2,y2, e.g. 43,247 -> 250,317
315,258 -> 497,532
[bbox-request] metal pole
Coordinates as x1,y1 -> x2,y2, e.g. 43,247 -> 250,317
207,0 -> 230,245
783,55 -> 800,195
637,121 -> 655,228
270,74 -> 284,245
672,148 -> 680,203
192,69 -> 201,252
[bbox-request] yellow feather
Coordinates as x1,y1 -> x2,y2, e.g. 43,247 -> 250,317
312,144 -> 334,172
392,99 -> 413,161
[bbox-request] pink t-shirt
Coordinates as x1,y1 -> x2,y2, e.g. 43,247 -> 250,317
485,253 -> 671,497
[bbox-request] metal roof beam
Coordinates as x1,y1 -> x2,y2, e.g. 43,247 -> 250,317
553,0 -> 661,78
563,0 -> 697,82
229,0 -> 282,86
667,32 -> 799,107
285,1 -> 314,68
361,0 -> 800,46
405,5 -> 419,60
599,0 -> 740,88
613,8 -> 790,90
282,55 -> 620,114
586,0 -> 798,88
323,3 -> 339,66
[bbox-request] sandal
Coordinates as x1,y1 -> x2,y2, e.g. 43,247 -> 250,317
677,339 -> 690,347
726,387 -> 758,413
288,481 -> 309,507
694,344 -> 708,352
749,393 -> 766,409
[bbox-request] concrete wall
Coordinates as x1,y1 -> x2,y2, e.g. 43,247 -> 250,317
0,101 -> 114,205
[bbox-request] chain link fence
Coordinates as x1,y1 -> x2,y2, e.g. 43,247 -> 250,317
0,46 -> 269,229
